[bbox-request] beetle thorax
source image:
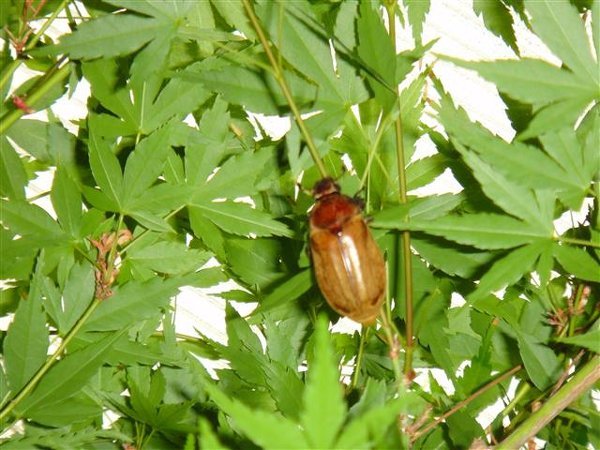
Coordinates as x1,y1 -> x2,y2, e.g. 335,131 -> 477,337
310,194 -> 360,234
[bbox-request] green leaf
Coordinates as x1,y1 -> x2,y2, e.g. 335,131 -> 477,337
0,200 -> 64,241
301,316 -> 347,448
0,138 -> 27,200
553,244 -> 600,282
469,241 -> 550,300
253,269 -> 312,316
26,393 -> 101,427
525,0 -> 598,84
406,0 -> 431,45
18,330 -> 126,414
458,148 -> 549,228
224,237 -> 285,290
59,262 -> 95,334
51,167 -> 82,237
127,240 -> 209,275
357,1 -> 396,111
122,123 -> 173,207
452,58 -> 595,104
439,97 -> 578,191
204,381 -> 309,449
473,0 -> 518,53
88,129 -> 123,209
5,119 -> 76,165
517,332 -> 560,390
83,64 -> 137,128
540,129 -> 590,190
45,14 -> 175,59
83,277 -> 188,331
406,154 -> 449,191
197,418 -> 227,450
191,201 -> 292,237
335,398 -> 407,449
3,256 -> 49,394
555,320 -> 600,353
519,96 -> 593,141
190,148 -> 272,201
386,213 -> 551,250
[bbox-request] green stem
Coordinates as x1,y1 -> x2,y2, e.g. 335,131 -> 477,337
0,0 -> 70,93
26,0 -> 71,52
496,355 -> 600,450
557,236 -> 600,249
241,0 -> 328,179
412,365 -> 523,442
351,326 -> 370,389
0,297 -> 102,425
384,2 -> 414,379
0,62 -> 71,135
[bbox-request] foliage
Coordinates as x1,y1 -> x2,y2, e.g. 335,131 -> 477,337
1,0 -> 599,449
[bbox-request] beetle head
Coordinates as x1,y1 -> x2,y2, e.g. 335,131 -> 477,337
312,177 -> 340,200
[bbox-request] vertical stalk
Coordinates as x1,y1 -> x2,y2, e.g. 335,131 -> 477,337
384,1 -> 415,379
241,0 -> 328,179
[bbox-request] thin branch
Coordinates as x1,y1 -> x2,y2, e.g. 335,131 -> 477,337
412,365 -> 523,442
496,355 -> 600,450
384,1 -> 415,379
241,0 -> 328,178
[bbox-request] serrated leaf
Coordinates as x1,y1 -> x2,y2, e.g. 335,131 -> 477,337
190,149 -> 271,201
357,1 -> 396,111
553,243 -> 600,282
60,261 -> 95,334
406,0 -> 431,45
540,129 -> 589,189
88,130 -> 123,209
18,330 -> 126,414
51,167 -> 82,237
473,0 -> 518,53
301,316 -> 347,448
82,277 -> 188,331
204,381 -> 309,449
452,58 -> 595,104
439,97 -> 576,191
122,124 -> 173,207
3,256 -> 49,394
525,0 -> 598,84
0,138 -> 27,200
458,148 -> 548,227
224,237 -> 284,290
0,199 -> 64,241
197,417 -> 227,450
192,201 -> 292,237
128,240 -> 208,275
381,213 -> 551,250
44,14 -> 174,59
517,331 -> 560,390
253,269 -> 312,316
469,241 -> 549,300
555,320 -> 600,353
519,96 -> 593,141
406,154 -> 448,191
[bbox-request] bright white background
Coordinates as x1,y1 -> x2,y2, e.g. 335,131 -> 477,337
2,1 -> 596,445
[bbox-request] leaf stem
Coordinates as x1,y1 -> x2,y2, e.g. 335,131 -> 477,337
0,61 -> 71,135
351,326 -> 370,390
241,0 -> 328,179
496,355 -> 600,450
384,1 -> 415,379
0,297 -> 102,426
411,365 -> 523,442
557,236 -> 600,249
0,0 -> 70,94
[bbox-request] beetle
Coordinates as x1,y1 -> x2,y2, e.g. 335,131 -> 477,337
308,177 -> 386,325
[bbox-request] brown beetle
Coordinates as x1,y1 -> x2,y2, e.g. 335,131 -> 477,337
309,178 -> 386,325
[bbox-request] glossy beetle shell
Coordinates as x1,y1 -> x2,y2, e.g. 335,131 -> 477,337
309,178 -> 386,325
